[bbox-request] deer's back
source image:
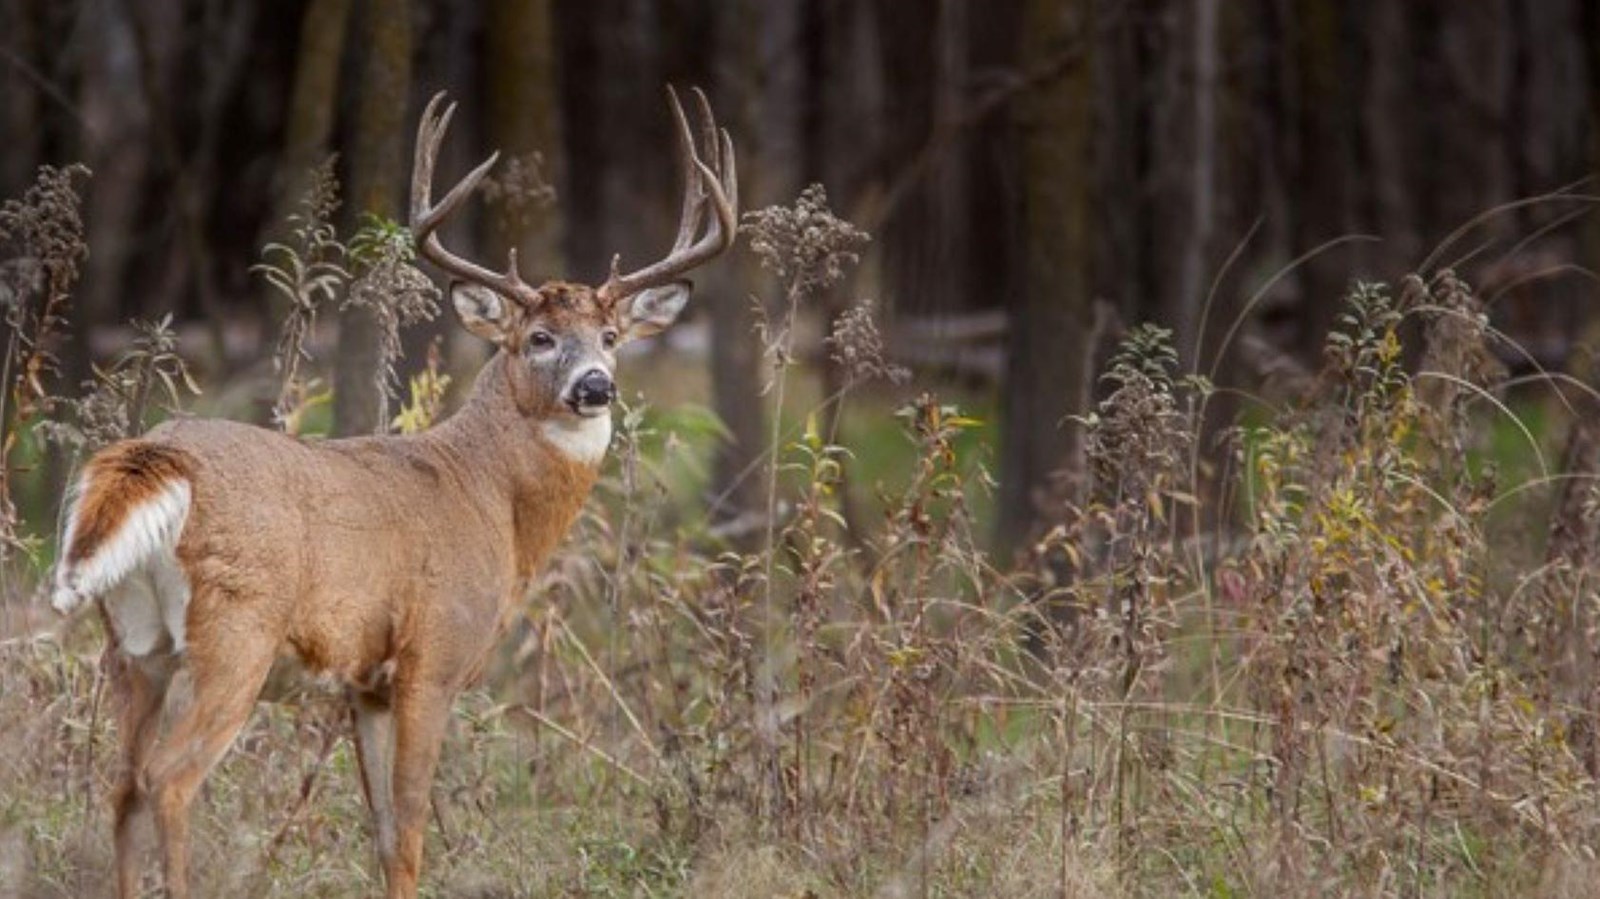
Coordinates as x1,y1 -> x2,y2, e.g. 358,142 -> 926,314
143,418 -> 516,673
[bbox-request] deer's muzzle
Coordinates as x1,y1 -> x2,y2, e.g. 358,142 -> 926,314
570,369 -> 616,411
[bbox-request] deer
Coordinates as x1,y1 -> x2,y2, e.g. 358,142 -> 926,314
48,87 -> 736,899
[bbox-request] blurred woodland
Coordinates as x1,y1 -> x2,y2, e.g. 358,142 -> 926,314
3,0 -> 1600,546
17,4 -> 1600,895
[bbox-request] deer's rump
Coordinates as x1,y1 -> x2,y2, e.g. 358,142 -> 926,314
52,420 -> 509,674
52,440 -> 197,655
49,422 -> 368,659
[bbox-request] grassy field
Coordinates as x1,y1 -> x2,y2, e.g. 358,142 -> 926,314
6,176 -> 1600,897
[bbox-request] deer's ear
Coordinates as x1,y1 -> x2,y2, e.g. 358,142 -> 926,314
451,282 -> 516,344
620,280 -> 691,342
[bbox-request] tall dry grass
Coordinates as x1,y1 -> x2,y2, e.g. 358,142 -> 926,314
3,166 -> 1600,897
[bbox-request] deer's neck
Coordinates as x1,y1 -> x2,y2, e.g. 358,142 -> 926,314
430,353 -> 606,578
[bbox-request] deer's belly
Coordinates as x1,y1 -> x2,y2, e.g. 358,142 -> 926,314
260,649 -> 396,704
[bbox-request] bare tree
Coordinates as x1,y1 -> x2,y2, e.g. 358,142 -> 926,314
1177,0 -> 1217,366
264,0 -> 354,341
484,0 -> 562,279
997,0 -> 1097,551
280,0 -> 354,234
333,0 -> 414,437
702,0 -> 789,527
78,2 -> 150,351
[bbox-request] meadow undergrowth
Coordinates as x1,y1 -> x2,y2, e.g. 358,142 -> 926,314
3,166 -> 1600,897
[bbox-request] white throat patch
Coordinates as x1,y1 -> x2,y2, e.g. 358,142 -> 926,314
540,413 -> 613,465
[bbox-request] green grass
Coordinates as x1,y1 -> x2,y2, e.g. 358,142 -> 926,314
621,353 -> 1002,539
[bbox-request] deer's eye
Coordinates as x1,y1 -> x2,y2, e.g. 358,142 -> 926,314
526,331 -> 556,352
601,329 -> 619,350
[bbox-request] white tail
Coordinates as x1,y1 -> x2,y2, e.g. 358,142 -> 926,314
53,476 -> 190,617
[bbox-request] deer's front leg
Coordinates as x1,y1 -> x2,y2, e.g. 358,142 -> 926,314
383,677 -> 454,898
351,687 -> 398,874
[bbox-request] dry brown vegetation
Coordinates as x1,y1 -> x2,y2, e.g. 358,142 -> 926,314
6,167 -> 1600,898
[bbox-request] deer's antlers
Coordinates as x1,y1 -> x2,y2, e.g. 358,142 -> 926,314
598,86 -> 739,303
410,92 -> 543,308
410,88 -> 737,307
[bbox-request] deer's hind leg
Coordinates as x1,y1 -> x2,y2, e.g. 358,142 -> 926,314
140,600 -> 277,899
105,641 -> 176,899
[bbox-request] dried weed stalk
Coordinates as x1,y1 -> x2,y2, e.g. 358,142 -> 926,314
740,183 -> 871,827
390,337 -> 451,435
0,164 -> 90,560
255,161 -> 439,434
480,150 -> 558,238
254,157 -> 347,429
347,214 -> 441,427
39,315 -> 199,454
826,298 -> 910,388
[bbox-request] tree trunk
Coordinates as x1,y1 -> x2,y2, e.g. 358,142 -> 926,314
485,0 -> 563,280
1584,0 -> 1600,283
79,4 -> 150,345
1554,0 -> 1600,775
553,0 -> 606,279
867,0 -> 949,318
1364,0 -> 1415,268
279,0 -> 354,232
700,0 -> 783,528
962,0 -> 1020,325
997,0 -> 1096,552
1177,0 -> 1218,370
1288,0 -> 1359,355
263,0 -> 353,337
0,0 -> 43,200
333,0 -> 413,437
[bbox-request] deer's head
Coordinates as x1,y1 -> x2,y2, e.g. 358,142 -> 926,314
410,88 -> 737,422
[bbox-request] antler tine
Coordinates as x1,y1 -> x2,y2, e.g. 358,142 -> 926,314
666,86 -> 705,255
409,91 -> 538,305
719,127 -> 738,215
602,87 -> 739,301
409,93 -> 450,229
691,87 -> 721,176
698,158 -> 736,248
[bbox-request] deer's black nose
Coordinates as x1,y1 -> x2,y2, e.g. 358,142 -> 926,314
573,369 -> 615,408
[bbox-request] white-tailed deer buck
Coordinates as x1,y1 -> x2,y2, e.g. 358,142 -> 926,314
50,87 -> 736,898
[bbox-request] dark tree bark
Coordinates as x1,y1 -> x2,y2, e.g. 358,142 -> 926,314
962,0 -> 1020,320
1177,0 -> 1218,369
79,2 -> 150,336
333,0 -> 414,437
125,0 -> 263,354
605,1 -> 669,283
1364,0 -> 1415,268
0,0 -> 44,200
1582,0 -> 1600,283
700,0 -> 786,527
1287,0 -> 1362,355
485,0 -> 563,280
997,0 -> 1096,552
867,0 -> 951,318
1093,0 -> 1213,363
553,0 -> 605,279
554,0 -> 665,284
278,0 -> 354,230
260,0 -> 353,342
